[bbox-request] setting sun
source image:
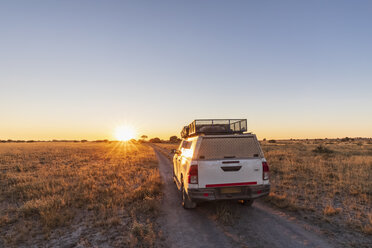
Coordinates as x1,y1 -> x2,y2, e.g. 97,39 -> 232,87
115,126 -> 136,141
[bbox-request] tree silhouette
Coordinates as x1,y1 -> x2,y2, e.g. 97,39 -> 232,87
169,136 -> 180,143
149,138 -> 161,143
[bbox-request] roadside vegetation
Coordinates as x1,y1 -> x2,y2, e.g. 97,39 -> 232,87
262,139 -> 372,237
0,142 -> 163,247
155,138 -> 372,239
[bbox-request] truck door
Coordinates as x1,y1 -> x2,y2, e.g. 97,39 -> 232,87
174,140 -> 186,180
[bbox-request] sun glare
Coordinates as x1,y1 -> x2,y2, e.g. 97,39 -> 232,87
115,126 -> 136,141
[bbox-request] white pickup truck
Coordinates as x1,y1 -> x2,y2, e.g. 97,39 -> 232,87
172,119 -> 270,209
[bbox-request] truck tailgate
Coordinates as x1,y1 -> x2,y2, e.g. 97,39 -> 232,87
197,159 -> 263,188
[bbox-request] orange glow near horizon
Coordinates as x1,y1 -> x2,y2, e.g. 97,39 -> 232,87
114,126 -> 136,141
1,122 -> 372,141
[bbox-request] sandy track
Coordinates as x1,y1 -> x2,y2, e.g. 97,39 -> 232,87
154,149 -> 335,248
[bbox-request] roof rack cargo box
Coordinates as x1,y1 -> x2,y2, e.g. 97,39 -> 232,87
181,119 -> 247,138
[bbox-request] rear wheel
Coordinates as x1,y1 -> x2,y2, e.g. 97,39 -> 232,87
181,183 -> 196,209
239,199 -> 254,207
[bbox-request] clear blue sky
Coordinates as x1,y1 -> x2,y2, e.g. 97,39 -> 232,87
1,0 -> 371,140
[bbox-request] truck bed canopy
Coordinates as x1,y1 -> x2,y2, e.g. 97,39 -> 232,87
196,136 -> 262,160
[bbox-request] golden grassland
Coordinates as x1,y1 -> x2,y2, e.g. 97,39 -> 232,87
0,142 -> 163,247
262,139 -> 372,236
155,139 -> 372,235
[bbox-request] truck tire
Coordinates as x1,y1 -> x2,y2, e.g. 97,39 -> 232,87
181,183 -> 196,209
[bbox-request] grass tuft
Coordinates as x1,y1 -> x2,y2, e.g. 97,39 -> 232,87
323,205 -> 342,216
215,201 -> 237,225
312,145 -> 334,154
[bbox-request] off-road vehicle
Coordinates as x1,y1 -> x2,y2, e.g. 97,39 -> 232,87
172,119 -> 270,209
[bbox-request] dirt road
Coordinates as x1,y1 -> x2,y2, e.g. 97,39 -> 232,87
154,149 -> 335,248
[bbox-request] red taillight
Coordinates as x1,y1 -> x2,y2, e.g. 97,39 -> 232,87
262,161 -> 269,180
188,164 -> 198,184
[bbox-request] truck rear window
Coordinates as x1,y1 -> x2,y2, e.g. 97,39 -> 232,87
197,136 -> 262,160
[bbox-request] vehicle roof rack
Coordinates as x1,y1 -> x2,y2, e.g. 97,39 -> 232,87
181,119 -> 247,138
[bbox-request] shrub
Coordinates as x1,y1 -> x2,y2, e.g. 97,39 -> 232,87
341,137 -> 354,142
312,145 -> 334,154
169,136 -> 180,143
149,138 -> 161,143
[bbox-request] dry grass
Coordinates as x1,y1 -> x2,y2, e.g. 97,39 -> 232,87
0,142 -> 162,247
152,143 -> 178,160
361,213 -> 372,235
262,139 -> 372,235
323,205 -> 342,216
155,140 -> 372,236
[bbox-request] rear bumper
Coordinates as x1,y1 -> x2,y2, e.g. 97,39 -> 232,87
188,184 -> 270,202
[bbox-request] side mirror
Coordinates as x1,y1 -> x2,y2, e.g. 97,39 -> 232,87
171,149 -> 180,155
